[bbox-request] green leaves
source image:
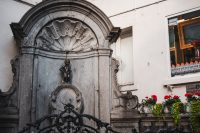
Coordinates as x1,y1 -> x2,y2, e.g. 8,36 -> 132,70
190,101 -> 200,132
152,103 -> 163,117
171,102 -> 183,126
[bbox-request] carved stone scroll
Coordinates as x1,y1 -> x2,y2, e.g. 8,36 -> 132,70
0,57 -> 19,107
36,19 -> 98,52
111,58 -> 138,110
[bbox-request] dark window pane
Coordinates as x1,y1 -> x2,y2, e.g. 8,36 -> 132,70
170,51 -> 176,65
183,48 -> 195,63
183,22 -> 200,44
169,27 -> 175,48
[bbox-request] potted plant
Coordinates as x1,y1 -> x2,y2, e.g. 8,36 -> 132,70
163,95 -> 184,126
190,100 -> 200,132
171,101 -> 184,127
163,95 -> 181,113
142,95 -> 157,113
185,92 -> 200,112
185,92 -> 200,103
152,103 -> 163,117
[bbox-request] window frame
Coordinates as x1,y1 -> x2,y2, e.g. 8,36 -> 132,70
166,8 -> 200,78
178,17 -> 200,49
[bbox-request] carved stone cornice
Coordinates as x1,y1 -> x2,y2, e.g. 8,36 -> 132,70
108,27 -> 121,43
20,47 -> 112,59
10,23 -> 26,44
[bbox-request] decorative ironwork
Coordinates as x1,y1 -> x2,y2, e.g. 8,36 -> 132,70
18,103 -> 120,133
50,84 -> 84,114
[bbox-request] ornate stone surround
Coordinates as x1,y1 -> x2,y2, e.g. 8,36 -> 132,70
0,0 -> 121,133
50,84 -> 84,114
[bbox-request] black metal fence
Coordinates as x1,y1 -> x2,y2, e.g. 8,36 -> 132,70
18,104 -> 121,133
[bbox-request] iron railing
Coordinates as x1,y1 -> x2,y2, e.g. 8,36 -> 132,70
18,104 -> 120,133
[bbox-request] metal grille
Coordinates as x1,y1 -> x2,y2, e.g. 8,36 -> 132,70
18,104 -> 120,133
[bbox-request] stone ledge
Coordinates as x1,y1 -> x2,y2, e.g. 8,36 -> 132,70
111,113 -> 193,133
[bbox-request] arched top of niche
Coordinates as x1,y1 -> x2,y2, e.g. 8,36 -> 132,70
36,18 -> 98,52
10,0 -> 120,50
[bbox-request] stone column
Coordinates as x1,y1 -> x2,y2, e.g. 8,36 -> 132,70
98,49 -> 112,123
18,53 -> 34,130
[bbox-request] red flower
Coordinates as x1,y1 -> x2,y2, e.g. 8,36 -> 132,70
151,95 -> 157,101
173,95 -> 179,99
164,95 -> 170,99
143,95 -> 157,106
194,92 -> 200,96
185,93 -> 192,97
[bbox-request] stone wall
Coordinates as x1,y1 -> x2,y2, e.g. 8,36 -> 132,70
111,113 -> 193,133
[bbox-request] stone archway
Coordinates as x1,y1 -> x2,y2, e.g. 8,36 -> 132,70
10,0 -> 120,131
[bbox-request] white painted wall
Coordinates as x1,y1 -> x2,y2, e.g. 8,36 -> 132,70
89,0 -> 200,102
0,0 -> 31,92
134,0 -> 164,8
131,0 -> 200,102
87,0 -> 134,17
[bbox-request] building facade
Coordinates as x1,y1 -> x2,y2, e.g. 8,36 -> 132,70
2,0 -> 200,102
0,0 -> 200,132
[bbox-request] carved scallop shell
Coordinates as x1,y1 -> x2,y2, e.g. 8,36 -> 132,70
36,19 -> 98,51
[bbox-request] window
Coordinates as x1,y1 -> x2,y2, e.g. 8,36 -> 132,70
111,26 -> 134,90
168,10 -> 200,76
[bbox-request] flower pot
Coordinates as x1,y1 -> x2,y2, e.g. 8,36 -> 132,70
143,106 -> 152,113
185,103 -> 191,113
164,106 -> 171,113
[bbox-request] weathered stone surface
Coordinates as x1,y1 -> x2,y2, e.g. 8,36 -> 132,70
0,107 -> 18,133
111,117 -> 140,133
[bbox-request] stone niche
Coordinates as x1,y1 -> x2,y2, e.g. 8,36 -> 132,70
8,0 -> 120,132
